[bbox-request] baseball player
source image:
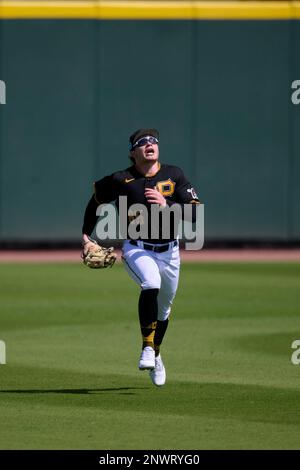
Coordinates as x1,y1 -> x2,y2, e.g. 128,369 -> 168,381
82,128 -> 200,387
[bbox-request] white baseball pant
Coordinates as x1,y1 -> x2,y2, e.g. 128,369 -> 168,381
121,240 -> 180,321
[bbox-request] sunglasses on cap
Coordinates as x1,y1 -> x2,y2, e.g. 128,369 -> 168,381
131,136 -> 159,150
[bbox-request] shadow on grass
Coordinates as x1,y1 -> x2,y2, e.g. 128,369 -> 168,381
2,365 -> 300,426
0,387 -> 147,395
229,331 -> 300,358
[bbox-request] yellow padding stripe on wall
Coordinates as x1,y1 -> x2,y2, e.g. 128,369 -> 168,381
1,1 -> 300,20
0,2 -> 97,19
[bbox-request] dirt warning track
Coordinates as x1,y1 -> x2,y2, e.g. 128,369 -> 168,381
1,249 -> 300,263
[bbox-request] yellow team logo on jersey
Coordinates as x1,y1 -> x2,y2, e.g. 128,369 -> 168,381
156,179 -> 175,197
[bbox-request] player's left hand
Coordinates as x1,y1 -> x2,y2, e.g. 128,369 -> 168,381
82,237 -> 117,268
144,188 -> 167,208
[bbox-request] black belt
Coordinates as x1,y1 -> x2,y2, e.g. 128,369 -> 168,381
129,240 -> 178,253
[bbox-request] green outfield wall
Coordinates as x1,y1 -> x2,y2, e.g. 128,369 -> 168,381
0,2 -> 300,243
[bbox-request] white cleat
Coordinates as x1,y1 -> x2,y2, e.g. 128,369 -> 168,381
139,346 -> 155,370
149,354 -> 166,387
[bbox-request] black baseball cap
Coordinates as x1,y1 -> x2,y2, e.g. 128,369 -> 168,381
129,128 -> 159,150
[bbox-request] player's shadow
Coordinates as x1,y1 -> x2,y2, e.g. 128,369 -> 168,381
0,387 -> 148,396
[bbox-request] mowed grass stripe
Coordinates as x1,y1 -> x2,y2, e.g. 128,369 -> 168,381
0,262 -> 300,449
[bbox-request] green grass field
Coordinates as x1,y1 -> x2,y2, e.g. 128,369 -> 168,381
1,262 -> 300,449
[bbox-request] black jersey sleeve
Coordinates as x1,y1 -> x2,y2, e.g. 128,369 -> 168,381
93,174 -> 119,204
166,168 -> 200,223
173,168 -> 200,204
82,195 -> 99,235
82,174 -> 119,235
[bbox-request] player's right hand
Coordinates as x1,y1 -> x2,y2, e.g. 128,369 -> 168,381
144,188 -> 166,208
